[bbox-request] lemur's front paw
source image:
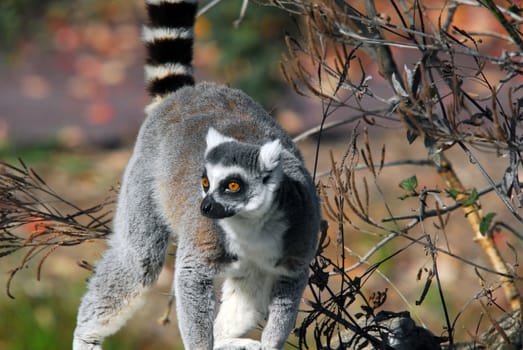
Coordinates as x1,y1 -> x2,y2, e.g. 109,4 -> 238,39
214,338 -> 262,350
73,337 -> 103,350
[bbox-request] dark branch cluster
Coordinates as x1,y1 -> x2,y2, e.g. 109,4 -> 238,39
298,221 -> 446,349
277,0 -> 523,166
264,0 -> 523,348
0,160 -> 113,298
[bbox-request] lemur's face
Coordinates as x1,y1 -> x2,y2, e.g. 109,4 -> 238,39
200,128 -> 282,219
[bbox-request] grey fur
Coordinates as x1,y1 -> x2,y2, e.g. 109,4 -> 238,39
73,83 -> 319,349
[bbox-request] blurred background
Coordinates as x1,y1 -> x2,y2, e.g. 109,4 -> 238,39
1,0 -> 522,349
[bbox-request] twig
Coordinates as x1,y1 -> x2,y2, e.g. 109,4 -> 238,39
293,114 -> 363,143
341,232 -> 398,273
424,229 -> 454,346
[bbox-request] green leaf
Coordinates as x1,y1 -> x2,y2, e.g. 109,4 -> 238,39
462,188 -> 479,207
399,175 -> 418,192
446,188 -> 460,200
479,212 -> 496,235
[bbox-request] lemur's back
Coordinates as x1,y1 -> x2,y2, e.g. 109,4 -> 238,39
144,82 -> 299,152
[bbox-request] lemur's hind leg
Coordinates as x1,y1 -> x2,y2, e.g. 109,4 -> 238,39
73,247 -> 153,350
73,167 -> 170,350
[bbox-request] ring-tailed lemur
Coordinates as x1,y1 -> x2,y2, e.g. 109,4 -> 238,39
72,0 -> 320,349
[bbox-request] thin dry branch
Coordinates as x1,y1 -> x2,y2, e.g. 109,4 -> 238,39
0,161 -> 113,298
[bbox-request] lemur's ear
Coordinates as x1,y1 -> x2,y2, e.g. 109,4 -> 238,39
259,139 -> 282,171
205,127 -> 235,154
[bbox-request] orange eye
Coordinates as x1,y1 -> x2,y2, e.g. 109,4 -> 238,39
227,181 -> 241,192
202,176 -> 210,189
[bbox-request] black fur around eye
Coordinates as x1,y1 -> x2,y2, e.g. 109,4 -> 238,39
220,177 -> 245,194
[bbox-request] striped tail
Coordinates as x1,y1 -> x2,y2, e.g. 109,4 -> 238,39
143,0 -> 198,99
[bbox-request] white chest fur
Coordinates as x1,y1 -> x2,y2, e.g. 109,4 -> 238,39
218,208 -> 289,276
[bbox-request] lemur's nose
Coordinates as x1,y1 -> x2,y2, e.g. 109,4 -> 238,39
200,197 -> 213,215
200,196 -> 233,219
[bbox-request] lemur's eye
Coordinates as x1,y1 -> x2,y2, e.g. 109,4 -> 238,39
202,176 -> 210,191
226,181 -> 241,193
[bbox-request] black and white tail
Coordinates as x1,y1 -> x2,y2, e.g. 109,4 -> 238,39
143,0 -> 198,99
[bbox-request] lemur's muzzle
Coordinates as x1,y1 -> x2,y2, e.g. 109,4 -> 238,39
200,196 -> 234,219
